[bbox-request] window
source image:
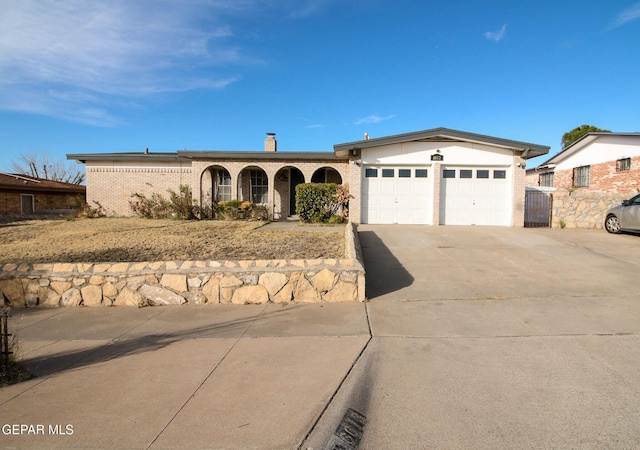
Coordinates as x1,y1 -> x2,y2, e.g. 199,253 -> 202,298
215,170 -> 231,202
382,169 -> 394,178
365,168 -> 378,177
415,169 -> 428,178
460,170 -> 473,179
573,166 -> 590,188
493,170 -> 506,179
443,169 -> 456,178
477,170 -> 489,179
539,172 -> 554,187
250,170 -> 268,204
617,158 -> 631,171
398,169 -> 411,178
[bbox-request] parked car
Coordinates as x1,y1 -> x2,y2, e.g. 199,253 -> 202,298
604,193 -> 640,233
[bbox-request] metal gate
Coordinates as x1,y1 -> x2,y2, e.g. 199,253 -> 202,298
525,188 -> 552,227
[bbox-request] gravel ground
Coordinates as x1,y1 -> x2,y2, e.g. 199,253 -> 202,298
0,218 -> 344,263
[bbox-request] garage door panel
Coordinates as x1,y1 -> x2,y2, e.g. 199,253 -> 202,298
363,166 -> 432,225
439,167 -> 510,226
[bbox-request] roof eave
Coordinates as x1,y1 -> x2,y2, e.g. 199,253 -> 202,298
67,153 -> 188,164
177,151 -> 343,160
333,127 -> 549,159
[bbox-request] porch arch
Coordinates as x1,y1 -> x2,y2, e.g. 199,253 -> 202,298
311,166 -> 343,184
237,165 -> 270,205
274,166 -> 306,219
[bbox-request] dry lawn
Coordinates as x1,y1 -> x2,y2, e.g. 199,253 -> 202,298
0,218 -> 344,264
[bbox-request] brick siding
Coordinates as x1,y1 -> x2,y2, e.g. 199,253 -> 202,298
89,159 -> 350,218
0,191 -> 83,217
528,156 -> 639,194
87,166 -> 192,216
554,157 -> 639,193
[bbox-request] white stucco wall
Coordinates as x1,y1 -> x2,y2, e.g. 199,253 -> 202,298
361,141 -> 514,166
554,136 -> 640,171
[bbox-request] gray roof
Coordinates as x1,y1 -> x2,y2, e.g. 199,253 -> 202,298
67,152 -> 186,163
177,150 -> 341,160
334,127 -> 550,159
67,150 -> 342,163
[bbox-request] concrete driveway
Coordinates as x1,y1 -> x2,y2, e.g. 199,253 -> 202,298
358,225 -> 640,301
2,226 -> 640,449
305,226 -> 640,449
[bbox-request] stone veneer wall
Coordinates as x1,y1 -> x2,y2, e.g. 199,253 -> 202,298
0,224 -> 365,307
551,190 -> 630,229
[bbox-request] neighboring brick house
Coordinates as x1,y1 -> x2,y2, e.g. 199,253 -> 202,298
0,172 -> 86,218
68,128 -> 549,226
526,132 -> 640,228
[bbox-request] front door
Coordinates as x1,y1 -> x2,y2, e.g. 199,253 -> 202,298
21,194 -> 34,216
289,169 -> 305,216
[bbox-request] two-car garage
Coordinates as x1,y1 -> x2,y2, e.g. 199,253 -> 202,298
362,165 -> 511,226
335,128 -> 550,227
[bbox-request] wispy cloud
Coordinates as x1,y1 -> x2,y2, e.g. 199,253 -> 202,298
606,2 -> 640,30
0,1 -> 253,125
305,123 -> 327,129
355,114 -> 395,125
484,24 -> 507,42
285,0 -> 335,19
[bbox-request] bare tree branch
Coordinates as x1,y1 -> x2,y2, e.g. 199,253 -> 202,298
10,152 -> 85,185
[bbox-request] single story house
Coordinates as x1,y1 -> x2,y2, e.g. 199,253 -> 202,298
0,172 -> 86,218
68,127 -> 549,226
525,132 -> 640,229
526,132 -> 640,193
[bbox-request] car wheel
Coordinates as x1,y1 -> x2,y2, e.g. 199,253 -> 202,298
605,214 -> 621,234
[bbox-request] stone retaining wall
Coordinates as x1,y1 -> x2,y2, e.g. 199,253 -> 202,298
0,224 -> 365,307
552,190 -> 630,229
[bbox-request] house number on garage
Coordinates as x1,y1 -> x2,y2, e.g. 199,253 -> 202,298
431,154 -> 443,161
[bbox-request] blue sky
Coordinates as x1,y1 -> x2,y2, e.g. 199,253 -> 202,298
1,0 -> 639,176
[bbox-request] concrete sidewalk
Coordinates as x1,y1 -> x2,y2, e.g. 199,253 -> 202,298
1,304 -> 370,449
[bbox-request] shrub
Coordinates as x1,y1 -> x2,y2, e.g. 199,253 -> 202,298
215,200 -> 269,221
215,200 -> 242,220
130,191 -> 172,218
250,204 -> 269,221
76,196 -> 106,218
295,183 -> 350,224
0,307 -> 32,387
167,185 -> 199,220
130,184 -> 199,219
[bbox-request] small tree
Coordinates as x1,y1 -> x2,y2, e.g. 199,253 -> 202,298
561,125 -> 610,149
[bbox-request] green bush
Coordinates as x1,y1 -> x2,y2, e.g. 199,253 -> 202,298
295,183 -> 350,223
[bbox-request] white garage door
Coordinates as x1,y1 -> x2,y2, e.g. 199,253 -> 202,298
439,167 -> 511,226
362,166 -> 432,224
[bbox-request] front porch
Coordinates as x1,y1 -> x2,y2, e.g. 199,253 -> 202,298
195,160 -> 345,220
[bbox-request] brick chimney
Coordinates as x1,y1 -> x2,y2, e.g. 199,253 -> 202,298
265,132 -> 277,152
